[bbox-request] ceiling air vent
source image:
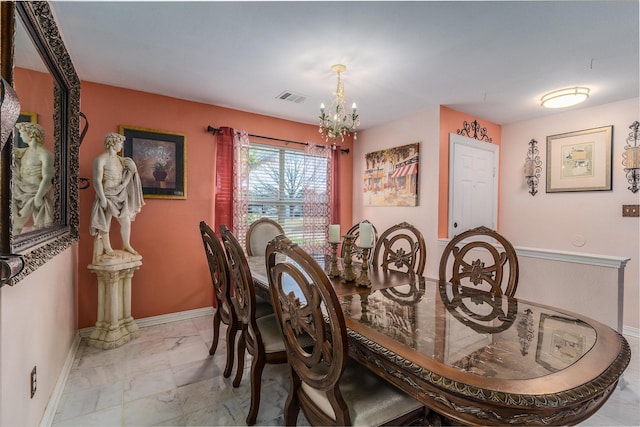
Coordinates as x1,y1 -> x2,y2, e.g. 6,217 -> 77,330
276,91 -> 307,104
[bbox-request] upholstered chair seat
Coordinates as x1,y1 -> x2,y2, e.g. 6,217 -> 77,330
232,297 -> 273,319
301,358 -> 423,426
257,313 -> 314,353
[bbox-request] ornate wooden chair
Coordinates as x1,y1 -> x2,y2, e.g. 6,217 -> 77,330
200,221 -> 273,380
221,224 -> 297,425
439,225 -> 519,297
266,234 -> 426,426
372,221 -> 426,276
339,219 -> 378,264
245,217 -> 285,256
199,221 -> 239,378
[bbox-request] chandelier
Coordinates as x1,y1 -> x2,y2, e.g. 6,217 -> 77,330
319,64 -> 360,142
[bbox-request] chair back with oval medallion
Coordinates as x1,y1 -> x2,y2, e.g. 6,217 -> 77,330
267,235 -> 425,426
439,225 -> 519,297
373,221 -> 426,276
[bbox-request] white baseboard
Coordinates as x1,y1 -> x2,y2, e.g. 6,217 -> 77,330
40,332 -> 81,427
623,325 -> 640,338
78,306 -> 214,338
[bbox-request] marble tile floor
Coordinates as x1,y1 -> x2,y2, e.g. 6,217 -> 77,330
52,314 -> 639,427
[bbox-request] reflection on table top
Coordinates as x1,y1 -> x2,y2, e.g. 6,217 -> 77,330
342,281 -> 598,381
249,254 -> 419,298
248,255 -> 631,425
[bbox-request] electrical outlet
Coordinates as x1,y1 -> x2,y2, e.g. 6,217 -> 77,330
30,366 -> 36,399
622,204 -> 640,217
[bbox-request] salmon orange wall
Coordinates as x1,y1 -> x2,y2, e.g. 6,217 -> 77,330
14,67 -> 54,149
77,81 -> 353,328
438,106 -> 501,238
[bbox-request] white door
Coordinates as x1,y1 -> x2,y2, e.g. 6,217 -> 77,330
448,133 -> 498,237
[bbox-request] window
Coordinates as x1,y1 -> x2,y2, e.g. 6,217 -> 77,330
248,143 -> 329,249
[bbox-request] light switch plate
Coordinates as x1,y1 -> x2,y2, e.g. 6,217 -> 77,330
622,205 -> 640,217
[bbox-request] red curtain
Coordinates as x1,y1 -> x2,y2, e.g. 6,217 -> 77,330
331,148 -> 341,224
214,127 -> 234,235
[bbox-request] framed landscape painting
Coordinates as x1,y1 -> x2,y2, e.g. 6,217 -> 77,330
120,125 -> 187,199
363,143 -> 420,206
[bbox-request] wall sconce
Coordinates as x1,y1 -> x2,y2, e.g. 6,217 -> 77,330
623,121 -> 640,193
524,138 -> 541,196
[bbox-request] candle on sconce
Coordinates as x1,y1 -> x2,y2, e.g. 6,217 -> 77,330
359,222 -> 373,248
625,146 -> 640,169
328,224 -> 341,243
524,159 -> 535,178
524,159 -> 534,177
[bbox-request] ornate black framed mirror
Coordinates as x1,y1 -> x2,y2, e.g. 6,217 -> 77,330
1,1 -> 80,285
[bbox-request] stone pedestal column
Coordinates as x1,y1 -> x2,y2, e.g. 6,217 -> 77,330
87,252 -> 142,349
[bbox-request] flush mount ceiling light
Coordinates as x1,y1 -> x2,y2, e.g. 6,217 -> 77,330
541,87 -> 590,109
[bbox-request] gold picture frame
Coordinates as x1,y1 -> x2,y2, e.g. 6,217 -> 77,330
18,110 -> 37,123
546,126 -> 613,192
120,125 -> 187,199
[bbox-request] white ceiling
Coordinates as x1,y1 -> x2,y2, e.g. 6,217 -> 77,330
43,1 -> 639,128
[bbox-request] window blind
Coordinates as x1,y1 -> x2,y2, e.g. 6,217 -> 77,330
248,143 -> 328,247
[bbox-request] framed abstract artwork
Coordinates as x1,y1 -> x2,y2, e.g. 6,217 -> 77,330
120,125 -> 187,199
546,126 -> 613,192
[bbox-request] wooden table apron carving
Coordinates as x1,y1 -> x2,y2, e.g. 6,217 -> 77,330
248,255 -> 630,426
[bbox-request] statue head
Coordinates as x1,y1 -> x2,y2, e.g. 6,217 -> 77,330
15,122 -> 45,145
104,132 -> 126,150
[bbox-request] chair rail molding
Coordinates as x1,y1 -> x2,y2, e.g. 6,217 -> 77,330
438,239 -> 630,268
438,239 -> 630,334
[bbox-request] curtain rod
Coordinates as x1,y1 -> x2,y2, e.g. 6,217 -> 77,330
206,125 -> 350,154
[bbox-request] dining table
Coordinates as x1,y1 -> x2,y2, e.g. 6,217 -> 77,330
247,254 -> 631,426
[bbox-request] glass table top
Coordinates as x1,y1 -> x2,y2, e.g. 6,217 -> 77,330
339,281 -> 597,381
249,254 -> 598,381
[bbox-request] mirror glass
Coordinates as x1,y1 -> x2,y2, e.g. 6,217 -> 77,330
0,1 -> 80,285
12,13 -> 59,238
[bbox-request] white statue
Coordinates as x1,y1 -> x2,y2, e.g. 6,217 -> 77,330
90,132 -> 144,262
12,122 -> 54,234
